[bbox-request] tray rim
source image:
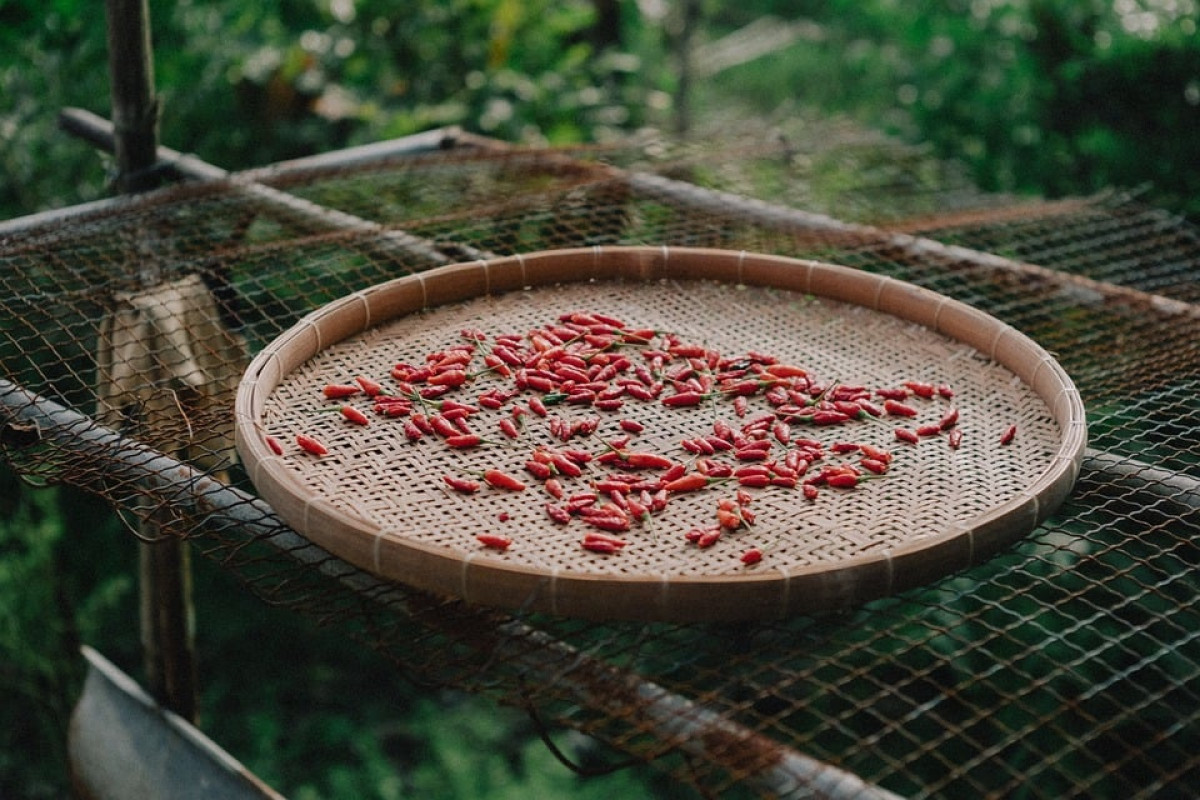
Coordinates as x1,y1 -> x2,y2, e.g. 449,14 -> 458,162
234,246 -> 1088,622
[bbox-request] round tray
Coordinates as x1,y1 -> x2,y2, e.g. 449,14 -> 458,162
235,247 -> 1086,622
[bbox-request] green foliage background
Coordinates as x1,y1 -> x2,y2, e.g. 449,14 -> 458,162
2,1 -> 1198,797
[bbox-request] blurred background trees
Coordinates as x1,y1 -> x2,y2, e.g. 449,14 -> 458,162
2,1 -> 1198,797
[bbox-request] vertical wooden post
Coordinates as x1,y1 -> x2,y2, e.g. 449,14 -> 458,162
104,0 -> 198,722
105,0 -> 161,193
671,0 -> 701,138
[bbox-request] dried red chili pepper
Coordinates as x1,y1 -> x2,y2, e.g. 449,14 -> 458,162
740,547 -> 764,565
544,503 -> 571,524
663,473 -> 711,493
716,507 -> 743,530
662,391 -> 707,407
264,435 -> 284,456
884,399 -> 919,417
427,369 -> 468,388
443,475 -> 481,493
581,538 -> 622,554
623,452 -> 676,470
296,434 -> 328,456
322,383 -> 360,399
1000,424 -> 1017,445
894,427 -> 919,445
483,469 -> 526,491
445,434 -> 483,449
860,458 -> 888,475
354,375 -> 384,397
476,533 -> 513,550
948,429 -> 963,449
340,405 -> 370,426
523,460 -> 553,480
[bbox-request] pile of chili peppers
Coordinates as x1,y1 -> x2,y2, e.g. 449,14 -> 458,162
273,309 -> 1015,566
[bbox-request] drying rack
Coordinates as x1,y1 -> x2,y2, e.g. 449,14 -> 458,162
2,107 -> 1198,798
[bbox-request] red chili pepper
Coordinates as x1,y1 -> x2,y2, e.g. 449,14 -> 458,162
429,414 -> 461,438
354,375 -> 384,396
583,531 -> 630,551
696,528 -> 723,548
584,514 -> 631,533
545,503 -> 571,524
937,384 -> 955,399
264,434 -> 284,455
764,364 -> 807,379
740,547 -> 764,565
860,458 -> 888,475
1000,424 -> 1017,445
403,421 -> 424,442
476,533 -> 513,550
624,452 -> 675,470
427,369 -> 468,387
884,399 -> 919,417
664,473 -> 711,493
528,396 -> 548,417
498,418 -> 521,439
445,433 -> 483,449
322,383 -> 360,399
938,407 -> 960,430
916,424 -> 942,437
443,474 -> 481,493
716,507 -> 743,530
737,474 -> 771,488
860,444 -> 892,463
581,538 -> 622,554
484,469 -> 526,491
662,462 -> 687,483
826,473 -> 861,489
340,405 -> 370,426
803,484 -> 819,500
875,386 -> 908,401
903,381 -> 936,399
894,427 -> 919,445
550,453 -> 584,478
662,391 -> 706,407
296,434 -> 328,456
524,460 -> 553,480
948,429 -> 964,449
619,419 -> 644,434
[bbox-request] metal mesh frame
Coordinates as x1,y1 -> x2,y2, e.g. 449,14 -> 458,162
3,120 -> 1198,798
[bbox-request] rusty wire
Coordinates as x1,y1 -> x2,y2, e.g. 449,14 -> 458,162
2,118 -> 1199,797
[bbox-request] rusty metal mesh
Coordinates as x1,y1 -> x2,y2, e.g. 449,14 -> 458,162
2,119 -> 1199,798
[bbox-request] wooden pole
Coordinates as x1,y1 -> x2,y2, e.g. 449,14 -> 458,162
103,0 -> 198,722
105,0 -> 161,193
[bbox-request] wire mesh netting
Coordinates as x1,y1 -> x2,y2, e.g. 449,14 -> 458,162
2,118 -> 1199,798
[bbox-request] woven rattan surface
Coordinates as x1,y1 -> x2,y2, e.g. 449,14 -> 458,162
237,247 -> 1084,621
3,119 -> 1198,797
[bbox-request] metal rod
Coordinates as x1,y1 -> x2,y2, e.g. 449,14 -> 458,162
386,129 -> 1200,323
57,107 -> 487,266
1082,449 -> 1200,512
623,171 -> 1200,321
0,378 -> 902,799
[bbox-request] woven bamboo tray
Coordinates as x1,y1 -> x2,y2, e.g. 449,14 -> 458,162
235,247 -> 1086,622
